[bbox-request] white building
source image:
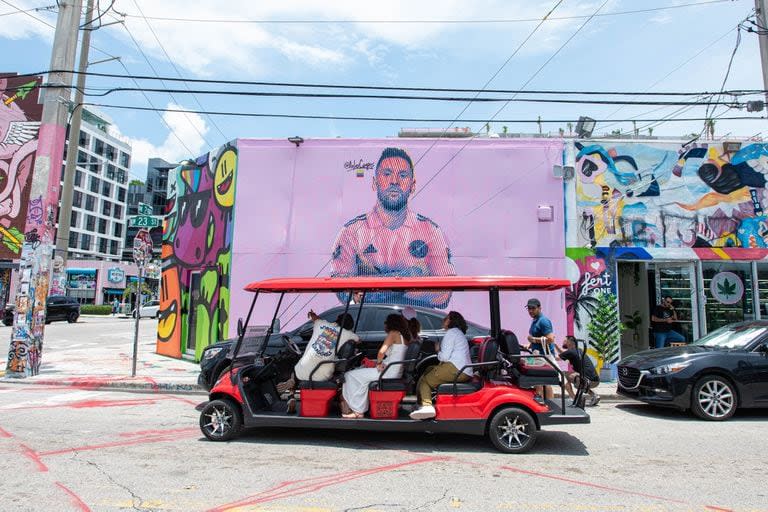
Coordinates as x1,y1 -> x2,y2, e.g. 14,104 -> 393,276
63,109 -> 130,261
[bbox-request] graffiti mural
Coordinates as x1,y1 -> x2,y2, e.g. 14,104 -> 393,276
0,74 -> 42,259
575,141 -> 768,249
157,143 -> 237,360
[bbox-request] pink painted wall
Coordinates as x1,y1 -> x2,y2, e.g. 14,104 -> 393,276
229,138 -> 567,339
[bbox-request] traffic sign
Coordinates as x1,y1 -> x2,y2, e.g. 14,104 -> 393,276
132,228 -> 153,266
138,202 -> 153,215
129,215 -> 161,228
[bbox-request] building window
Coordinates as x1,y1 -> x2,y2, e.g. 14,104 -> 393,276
74,170 -> 83,188
70,211 -> 78,228
68,231 -> 78,248
105,145 -> 116,162
73,191 -> 82,208
119,152 -> 130,168
99,237 -> 108,254
80,234 -> 91,251
93,138 -> 104,156
102,200 -> 112,216
89,176 -> 100,193
110,239 -> 119,255
85,194 -> 95,211
78,131 -> 89,148
85,215 -> 95,231
113,204 -> 123,219
102,181 -> 112,198
106,164 -> 116,180
98,218 -> 107,234
77,150 -> 87,164
117,187 -> 126,202
113,222 -> 122,238
117,170 -> 126,184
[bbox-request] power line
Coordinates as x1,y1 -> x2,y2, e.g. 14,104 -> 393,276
116,0 -> 733,25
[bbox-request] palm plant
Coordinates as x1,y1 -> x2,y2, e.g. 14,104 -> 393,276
587,292 -> 624,366
565,279 -> 600,331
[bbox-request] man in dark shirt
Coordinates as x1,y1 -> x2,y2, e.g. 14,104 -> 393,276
555,336 -> 600,406
651,296 -> 685,349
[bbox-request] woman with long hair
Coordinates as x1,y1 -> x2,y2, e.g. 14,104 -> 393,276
341,313 -> 411,418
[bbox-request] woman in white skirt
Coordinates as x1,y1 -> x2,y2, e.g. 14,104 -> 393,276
341,313 -> 411,418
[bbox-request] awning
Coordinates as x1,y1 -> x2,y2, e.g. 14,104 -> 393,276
67,268 -> 97,275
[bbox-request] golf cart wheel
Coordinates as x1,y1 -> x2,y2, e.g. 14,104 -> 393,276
488,407 -> 537,454
691,375 -> 737,421
200,399 -> 243,441
67,312 -> 79,323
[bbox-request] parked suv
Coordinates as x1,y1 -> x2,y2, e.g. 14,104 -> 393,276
3,295 -> 81,326
198,303 -> 489,390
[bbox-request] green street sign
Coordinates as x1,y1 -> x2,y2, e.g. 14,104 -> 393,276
138,202 -> 153,215
129,215 -> 161,228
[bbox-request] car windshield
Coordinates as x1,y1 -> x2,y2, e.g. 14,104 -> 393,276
693,324 -> 768,349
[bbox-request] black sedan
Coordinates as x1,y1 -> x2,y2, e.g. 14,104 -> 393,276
3,295 -> 81,326
198,303 -> 489,390
617,320 -> 768,420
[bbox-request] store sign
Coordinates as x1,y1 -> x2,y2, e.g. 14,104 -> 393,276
710,271 -> 744,305
106,267 -> 125,284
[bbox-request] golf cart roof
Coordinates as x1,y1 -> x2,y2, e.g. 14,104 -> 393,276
244,275 -> 570,293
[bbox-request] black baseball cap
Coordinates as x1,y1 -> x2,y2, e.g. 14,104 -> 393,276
526,298 -> 541,308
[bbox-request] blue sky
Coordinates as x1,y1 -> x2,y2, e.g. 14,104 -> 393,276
1,0 -> 765,180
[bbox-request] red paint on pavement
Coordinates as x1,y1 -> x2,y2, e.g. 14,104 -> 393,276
207,456 -> 444,511
2,398 -> 160,411
19,443 -> 48,472
39,430 -> 198,457
55,482 -> 92,512
0,426 -> 12,437
705,507 -> 734,511
163,395 -> 199,406
119,427 -> 198,438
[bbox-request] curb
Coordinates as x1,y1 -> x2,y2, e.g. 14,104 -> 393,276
0,376 -> 207,396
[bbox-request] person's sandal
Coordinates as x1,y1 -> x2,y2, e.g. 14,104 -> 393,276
341,411 -> 363,419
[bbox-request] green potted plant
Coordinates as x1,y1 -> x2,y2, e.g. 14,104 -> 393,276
623,310 -> 642,343
587,292 -> 625,382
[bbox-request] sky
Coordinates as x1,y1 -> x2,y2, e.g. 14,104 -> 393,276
1,0 -> 766,180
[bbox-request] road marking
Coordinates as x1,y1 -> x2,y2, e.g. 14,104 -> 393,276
55,482 -> 92,512
39,427 -> 198,457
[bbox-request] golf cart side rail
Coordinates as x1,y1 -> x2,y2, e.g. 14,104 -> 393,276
244,275 -> 571,293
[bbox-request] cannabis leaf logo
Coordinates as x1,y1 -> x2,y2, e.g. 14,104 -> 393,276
717,278 -> 737,299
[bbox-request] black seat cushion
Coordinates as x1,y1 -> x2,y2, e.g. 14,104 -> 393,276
436,380 -> 483,395
298,380 -> 337,390
519,362 -> 559,377
369,380 -> 407,391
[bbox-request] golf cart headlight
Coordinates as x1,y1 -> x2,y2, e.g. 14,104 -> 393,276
203,347 -> 223,360
649,362 -> 691,375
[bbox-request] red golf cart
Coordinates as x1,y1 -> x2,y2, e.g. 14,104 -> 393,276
199,276 -> 590,453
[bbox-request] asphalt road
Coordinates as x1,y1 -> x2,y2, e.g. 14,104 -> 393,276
0,380 -> 766,512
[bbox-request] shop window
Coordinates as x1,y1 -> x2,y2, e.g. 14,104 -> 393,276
702,263 -> 755,334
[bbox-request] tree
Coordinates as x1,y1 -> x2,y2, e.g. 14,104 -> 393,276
587,292 -> 624,366
647,127 -> 654,137
129,179 -> 145,186
123,280 -> 153,305
565,280 -> 600,331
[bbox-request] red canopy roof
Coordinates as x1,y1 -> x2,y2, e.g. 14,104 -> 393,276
244,275 -> 570,293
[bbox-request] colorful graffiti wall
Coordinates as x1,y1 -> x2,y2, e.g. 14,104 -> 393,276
0,74 -> 42,259
157,143 -> 237,360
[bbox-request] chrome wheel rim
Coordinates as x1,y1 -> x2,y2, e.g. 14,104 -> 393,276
697,380 -> 734,419
497,414 -> 530,449
203,404 -> 233,437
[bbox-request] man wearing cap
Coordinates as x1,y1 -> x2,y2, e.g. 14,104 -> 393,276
526,298 -> 556,399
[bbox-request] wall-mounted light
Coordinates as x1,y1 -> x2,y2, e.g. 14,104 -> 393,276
552,164 -> 575,180
575,116 -> 596,138
723,141 -> 742,153
537,205 -> 554,222
288,136 -> 304,147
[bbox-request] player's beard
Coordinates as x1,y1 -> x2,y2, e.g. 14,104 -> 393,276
378,186 -> 409,211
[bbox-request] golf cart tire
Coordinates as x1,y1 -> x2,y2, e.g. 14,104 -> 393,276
200,399 -> 243,441
488,406 -> 537,454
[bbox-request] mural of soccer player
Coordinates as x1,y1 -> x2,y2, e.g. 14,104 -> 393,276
331,147 -> 456,308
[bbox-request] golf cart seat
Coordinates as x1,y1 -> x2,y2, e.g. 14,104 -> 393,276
366,340 -> 422,419
298,340 -> 360,416
368,340 -> 422,392
437,338 -> 499,395
498,330 -> 561,386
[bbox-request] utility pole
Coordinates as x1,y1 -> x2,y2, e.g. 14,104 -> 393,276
55,0 -> 94,271
757,0 -> 768,106
6,0 -> 83,378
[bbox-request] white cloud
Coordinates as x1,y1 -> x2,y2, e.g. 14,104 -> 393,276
110,102 -> 209,179
0,1 -> 55,41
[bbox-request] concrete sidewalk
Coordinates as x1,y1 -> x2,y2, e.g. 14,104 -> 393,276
0,315 -> 205,395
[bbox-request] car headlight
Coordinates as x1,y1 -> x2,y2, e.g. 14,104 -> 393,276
203,347 -> 224,360
649,362 -> 691,375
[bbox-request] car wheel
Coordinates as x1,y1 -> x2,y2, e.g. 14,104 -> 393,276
132,311 -> 138,319
488,406 -> 537,454
67,312 -> 79,323
200,399 -> 243,441
154,311 -> 159,319
2,319 -> 11,326
691,375 -> 737,421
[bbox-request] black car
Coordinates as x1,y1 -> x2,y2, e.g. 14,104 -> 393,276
198,303 -> 489,390
3,295 -> 81,326
617,320 -> 768,420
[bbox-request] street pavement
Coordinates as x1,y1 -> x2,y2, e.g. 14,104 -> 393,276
0,382 -> 765,511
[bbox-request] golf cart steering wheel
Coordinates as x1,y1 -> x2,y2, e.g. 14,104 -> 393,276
281,334 -> 302,356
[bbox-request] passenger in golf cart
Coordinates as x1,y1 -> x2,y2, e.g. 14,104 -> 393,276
199,275 -> 590,454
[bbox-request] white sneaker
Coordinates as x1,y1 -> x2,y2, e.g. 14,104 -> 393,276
409,405 -> 436,420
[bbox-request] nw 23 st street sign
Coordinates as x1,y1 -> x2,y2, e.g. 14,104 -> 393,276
129,215 -> 161,228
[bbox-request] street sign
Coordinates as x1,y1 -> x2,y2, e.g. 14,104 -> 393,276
138,202 -> 153,215
129,215 -> 161,228
132,228 -> 153,267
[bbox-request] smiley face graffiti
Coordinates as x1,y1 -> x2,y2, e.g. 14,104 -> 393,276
214,146 -> 237,208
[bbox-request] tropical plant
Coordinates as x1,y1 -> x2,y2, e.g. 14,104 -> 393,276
587,292 -> 624,365
623,310 -> 643,338
565,280 -> 600,331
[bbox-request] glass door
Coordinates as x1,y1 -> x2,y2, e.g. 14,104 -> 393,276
653,263 -> 699,343
702,262 -> 755,333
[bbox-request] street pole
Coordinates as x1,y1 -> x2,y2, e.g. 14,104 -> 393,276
131,267 -> 142,377
56,0 -> 94,267
6,0 -> 83,378
756,0 -> 768,106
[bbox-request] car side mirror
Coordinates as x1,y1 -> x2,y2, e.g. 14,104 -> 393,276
759,343 -> 768,355
237,318 -> 244,338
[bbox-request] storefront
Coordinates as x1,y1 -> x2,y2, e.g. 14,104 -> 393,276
565,139 -> 768,361
66,268 -> 97,303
